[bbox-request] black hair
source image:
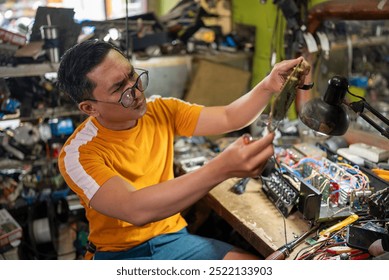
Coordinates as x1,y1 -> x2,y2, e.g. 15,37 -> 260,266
56,39 -> 126,104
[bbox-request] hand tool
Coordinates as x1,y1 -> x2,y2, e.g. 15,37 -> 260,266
265,223 -> 320,260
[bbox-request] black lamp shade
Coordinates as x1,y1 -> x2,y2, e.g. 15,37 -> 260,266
299,98 -> 350,135
299,76 -> 350,136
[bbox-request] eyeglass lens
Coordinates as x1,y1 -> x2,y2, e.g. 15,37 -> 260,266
120,69 -> 149,108
133,70 -> 149,92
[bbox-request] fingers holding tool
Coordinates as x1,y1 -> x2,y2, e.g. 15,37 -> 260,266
219,132 -> 275,180
230,133 -> 275,194
242,132 -> 275,177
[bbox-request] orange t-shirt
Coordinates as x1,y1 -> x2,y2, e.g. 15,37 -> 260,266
58,96 -> 203,252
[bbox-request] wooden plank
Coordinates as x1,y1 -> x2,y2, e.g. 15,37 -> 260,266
0,63 -> 59,78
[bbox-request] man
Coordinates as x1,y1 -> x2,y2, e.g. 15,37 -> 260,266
57,39 -> 310,260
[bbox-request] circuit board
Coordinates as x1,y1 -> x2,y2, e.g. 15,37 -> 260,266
273,145 -> 372,221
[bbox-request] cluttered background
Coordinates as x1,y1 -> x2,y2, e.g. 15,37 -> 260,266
1,0 -> 389,260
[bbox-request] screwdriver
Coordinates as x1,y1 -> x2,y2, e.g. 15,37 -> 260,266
266,214 -> 359,260
288,214 -> 360,260
265,224 -> 320,260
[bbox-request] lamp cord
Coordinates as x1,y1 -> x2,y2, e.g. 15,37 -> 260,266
347,88 -> 366,101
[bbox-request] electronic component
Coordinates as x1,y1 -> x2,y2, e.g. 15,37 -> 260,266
275,152 -> 372,222
294,157 -> 370,206
173,136 -> 217,175
293,142 -> 327,160
261,169 -> 299,217
368,187 -> 389,219
178,156 -> 208,173
274,146 -> 305,166
298,176 -> 322,221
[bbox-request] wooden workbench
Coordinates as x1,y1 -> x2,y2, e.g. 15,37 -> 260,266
204,177 -> 312,259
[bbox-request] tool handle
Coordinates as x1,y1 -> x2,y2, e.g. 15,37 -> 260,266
266,249 -> 286,260
319,214 -> 359,237
265,224 -> 321,260
231,177 -> 250,194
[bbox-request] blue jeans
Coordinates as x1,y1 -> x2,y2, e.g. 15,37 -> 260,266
93,228 -> 234,260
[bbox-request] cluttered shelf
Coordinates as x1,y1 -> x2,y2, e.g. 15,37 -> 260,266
0,63 -> 59,78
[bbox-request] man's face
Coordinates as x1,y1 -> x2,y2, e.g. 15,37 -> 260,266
82,50 -> 147,130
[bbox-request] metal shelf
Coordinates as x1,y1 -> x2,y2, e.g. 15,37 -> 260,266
0,63 -> 59,78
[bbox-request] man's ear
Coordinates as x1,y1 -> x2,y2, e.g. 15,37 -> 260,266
79,101 -> 99,117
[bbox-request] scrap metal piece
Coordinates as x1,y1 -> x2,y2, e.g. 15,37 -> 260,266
267,60 -> 310,132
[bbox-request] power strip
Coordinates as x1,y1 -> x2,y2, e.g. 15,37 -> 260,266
349,143 -> 389,163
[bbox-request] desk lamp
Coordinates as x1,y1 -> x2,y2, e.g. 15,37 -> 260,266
299,75 -> 389,140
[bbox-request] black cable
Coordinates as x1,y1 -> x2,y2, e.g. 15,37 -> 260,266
273,154 -> 282,171
293,226 -> 348,260
347,88 -> 365,101
293,237 -> 327,260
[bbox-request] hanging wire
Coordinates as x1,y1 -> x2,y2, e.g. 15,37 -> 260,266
347,87 -> 366,101
125,0 -> 129,59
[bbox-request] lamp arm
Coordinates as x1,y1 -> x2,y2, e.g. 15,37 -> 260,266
363,101 -> 389,126
348,100 -> 389,139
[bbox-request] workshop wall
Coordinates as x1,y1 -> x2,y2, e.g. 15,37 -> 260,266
150,0 -> 328,121
153,0 -> 327,88
231,0 -> 326,120
160,0 -> 180,15
149,0 -> 179,16
154,0 -> 327,88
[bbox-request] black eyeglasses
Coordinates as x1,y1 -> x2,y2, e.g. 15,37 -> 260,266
85,68 -> 149,108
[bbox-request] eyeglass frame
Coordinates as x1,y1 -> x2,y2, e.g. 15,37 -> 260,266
83,67 -> 149,108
